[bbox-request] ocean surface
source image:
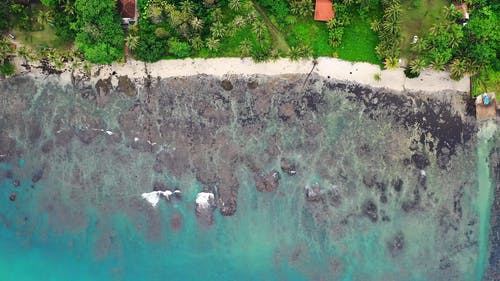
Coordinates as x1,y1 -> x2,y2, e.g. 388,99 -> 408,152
0,74 -> 498,281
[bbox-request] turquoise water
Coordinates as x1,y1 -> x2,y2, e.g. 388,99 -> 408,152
474,121 -> 498,281
0,75 -> 497,280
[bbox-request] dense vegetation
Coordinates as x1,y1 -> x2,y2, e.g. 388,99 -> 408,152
0,0 -> 498,93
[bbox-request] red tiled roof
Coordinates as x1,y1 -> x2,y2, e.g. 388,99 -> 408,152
118,0 -> 136,19
314,0 -> 335,22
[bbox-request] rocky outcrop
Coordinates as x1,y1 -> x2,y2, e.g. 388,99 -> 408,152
280,158 -> 297,175
255,170 -> 280,192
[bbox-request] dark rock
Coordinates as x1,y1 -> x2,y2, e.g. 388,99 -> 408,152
9,193 -> 16,201
32,169 -> 44,183
221,79 -> 233,91
362,199 -> 378,222
75,129 -> 100,145
387,231 -> 405,256
247,80 -> 258,89
411,153 -> 430,170
380,194 -> 387,204
118,76 -> 137,97
0,132 -> 17,161
152,182 -> 168,191
278,102 -> 296,122
280,158 -> 297,176
28,121 -> 42,143
54,129 -> 74,146
255,170 -> 280,192
13,179 -> 20,187
392,177 -> 403,192
219,198 -> 237,216
41,140 -> 54,153
5,170 -> 13,179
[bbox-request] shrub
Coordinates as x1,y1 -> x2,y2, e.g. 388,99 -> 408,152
0,62 -> 15,76
168,38 -> 191,58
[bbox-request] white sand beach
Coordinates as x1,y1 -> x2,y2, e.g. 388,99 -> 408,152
86,57 -> 470,94
12,56 -> 470,94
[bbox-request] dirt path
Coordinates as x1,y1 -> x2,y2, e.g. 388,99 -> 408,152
251,1 -> 290,53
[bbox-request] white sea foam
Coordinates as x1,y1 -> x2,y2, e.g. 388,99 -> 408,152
141,190 -> 173,207
196,192 -> 214,208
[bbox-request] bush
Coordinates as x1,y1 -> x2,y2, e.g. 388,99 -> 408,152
0,62 -> 15,76
168,38 -> 191,58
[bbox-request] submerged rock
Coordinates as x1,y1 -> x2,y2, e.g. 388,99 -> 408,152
362,199 -> 378,222
9,193 -> 16,201
255,170 -> 280,192
13,179 -> 20,187
280,158 -> 297,176
387,231 -> 405,256
305,184 -> 322,202
32,169 -> 44,183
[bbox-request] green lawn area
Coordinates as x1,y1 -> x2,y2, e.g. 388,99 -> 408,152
13,24 -> 71,50
472,69 -> 500,101
334,16 -> 380,65
400,0 -> 448,57
285,20 -> 334,57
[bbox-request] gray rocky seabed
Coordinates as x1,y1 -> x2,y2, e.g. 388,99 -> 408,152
0,70 -> 498,280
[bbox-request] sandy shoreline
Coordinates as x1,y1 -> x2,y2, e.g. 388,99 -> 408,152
9,56 -> 470,95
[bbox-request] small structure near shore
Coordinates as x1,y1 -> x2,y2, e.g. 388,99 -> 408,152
314,0 -> 335,22
476,93 -> 497,119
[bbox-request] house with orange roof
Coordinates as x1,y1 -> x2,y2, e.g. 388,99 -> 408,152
314,0 -> 335,22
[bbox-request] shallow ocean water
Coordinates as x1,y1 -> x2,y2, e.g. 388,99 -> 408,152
0,74 -> 497,281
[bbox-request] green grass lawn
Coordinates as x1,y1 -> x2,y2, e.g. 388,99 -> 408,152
285,20 -> 334,57
400,0 -> 448,57
334,16 -> 380,65
13,24 -> 71,50
472,69 -> 500,101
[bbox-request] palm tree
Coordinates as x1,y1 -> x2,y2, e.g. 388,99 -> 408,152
180,1 -> 194,16
384,57 -> 399,70
210,21 -> 225,38
63,0 -> 75,16
411,39 -> 428,53
37,10 -> 53,27
190,17 -> 203,31
17,45 -> 33,65
125,34 -> 139,51
239,39 -> 252,57
429,55 -> 447,71
449,58 -> 466,80
229,0 -> 243,11
233,15 -> 246,28
290,0 -> 313,17
370,19 -> 381,32
211,8 -> 223,22
383,3 -> 401,22
409,58 -> 426,75
0,39 -> 14,63
252,20 -> 267,40
190,36 -> 204,50
206,37 -> 220,52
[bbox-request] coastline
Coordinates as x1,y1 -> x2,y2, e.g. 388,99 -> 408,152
9,56 -> 470,95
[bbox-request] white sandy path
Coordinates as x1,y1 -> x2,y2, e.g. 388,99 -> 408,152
89,57 -> 470,94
